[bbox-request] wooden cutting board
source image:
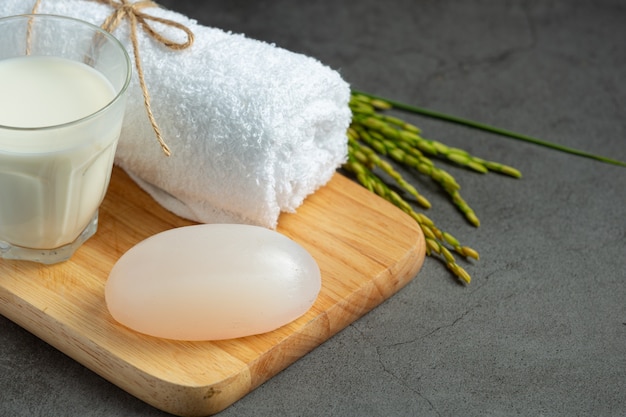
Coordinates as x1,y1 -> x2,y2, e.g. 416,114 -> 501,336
0,166 -> 425,416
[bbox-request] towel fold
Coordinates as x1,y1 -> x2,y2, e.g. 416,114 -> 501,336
2,0 -> 351,228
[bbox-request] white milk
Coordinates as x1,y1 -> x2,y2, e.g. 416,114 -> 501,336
0,56 -> 122,249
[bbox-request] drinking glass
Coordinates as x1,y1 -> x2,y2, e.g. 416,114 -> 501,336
0,14 -> 131,264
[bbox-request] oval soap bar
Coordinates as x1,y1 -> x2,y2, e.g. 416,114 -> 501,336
105,224 -> 321,341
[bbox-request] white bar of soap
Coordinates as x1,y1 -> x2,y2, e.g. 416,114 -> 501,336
105,224 -> 321,341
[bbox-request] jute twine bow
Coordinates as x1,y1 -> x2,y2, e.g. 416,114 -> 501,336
31,0 -> 195,156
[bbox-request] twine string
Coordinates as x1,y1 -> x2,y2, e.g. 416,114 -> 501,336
26,0 -> 42,55
31,0 -> 195,156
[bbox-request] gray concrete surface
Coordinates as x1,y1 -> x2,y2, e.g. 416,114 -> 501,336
2,1 -> 625,416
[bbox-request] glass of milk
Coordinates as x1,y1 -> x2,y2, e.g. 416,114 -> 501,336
0,14 -> 131,264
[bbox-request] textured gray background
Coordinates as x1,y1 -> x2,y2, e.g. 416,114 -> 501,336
2,1 -> 625,416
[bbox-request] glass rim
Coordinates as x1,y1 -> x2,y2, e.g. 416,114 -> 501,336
0,13 -> 132,132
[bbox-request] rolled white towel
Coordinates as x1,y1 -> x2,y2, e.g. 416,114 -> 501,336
2,0 -> 351,228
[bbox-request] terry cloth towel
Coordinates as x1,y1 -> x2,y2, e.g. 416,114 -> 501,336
2,1 -> 351,229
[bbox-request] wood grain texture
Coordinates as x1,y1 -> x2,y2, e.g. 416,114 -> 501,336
0,166 -> 425,416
